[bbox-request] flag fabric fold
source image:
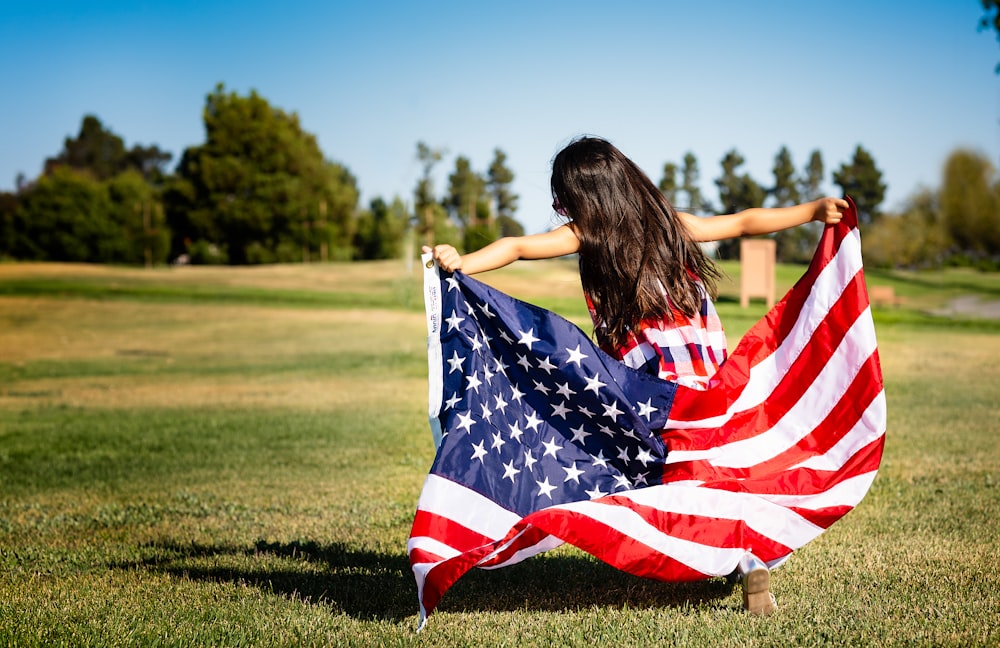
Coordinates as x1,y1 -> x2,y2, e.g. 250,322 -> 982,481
408,200 -> 885,628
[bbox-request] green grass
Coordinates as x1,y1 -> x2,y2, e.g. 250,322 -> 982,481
1,261 -> 999,646
0,261 -> 425,311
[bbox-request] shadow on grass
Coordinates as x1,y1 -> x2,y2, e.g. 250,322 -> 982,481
119,539 -> 736,621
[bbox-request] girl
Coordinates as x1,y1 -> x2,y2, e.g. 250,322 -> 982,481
421,136 -> 854,615
425,136 -> 848,392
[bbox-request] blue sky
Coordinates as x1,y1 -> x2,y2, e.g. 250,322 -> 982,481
1,1 -> 997,234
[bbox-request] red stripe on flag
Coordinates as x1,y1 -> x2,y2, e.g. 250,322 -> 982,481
787,504 -> 857,528
410,508 -> 495,553
418,543 -> 498,619
524,502 -> 796,579
663,230 -> 863,432
664,272 -> 873,464
476,524 -> 553,568
409,547 -> 447,567
670,351 -> 884,487
526,507 -> 712,581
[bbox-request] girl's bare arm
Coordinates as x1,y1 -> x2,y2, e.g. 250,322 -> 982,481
424,224 -> 580,274
679,197 -> 848,242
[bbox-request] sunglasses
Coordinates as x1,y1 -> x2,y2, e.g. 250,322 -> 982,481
552,198 -> 567,217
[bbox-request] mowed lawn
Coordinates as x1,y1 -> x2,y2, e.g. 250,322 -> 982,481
1,260 -> 998,647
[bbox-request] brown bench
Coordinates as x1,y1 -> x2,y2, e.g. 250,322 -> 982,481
870,285 -> 901,308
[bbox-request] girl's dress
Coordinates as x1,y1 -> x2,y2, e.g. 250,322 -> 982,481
588,280 -> 727,390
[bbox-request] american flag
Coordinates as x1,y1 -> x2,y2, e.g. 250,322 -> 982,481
408,201 -> 885,628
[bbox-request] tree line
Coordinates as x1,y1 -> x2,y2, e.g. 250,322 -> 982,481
0,84 -> 997,269
657,145 -> 886,263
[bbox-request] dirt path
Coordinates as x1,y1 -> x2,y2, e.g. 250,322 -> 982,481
933,296 -> 1000,320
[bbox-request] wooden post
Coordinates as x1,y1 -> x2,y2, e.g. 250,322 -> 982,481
319,199 -> 328,262
740,238 -> 776,309
302,219 -> 311,263
143,200 -> 152,269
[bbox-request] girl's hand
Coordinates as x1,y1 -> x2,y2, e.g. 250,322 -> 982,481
422,244 -> 463,272
813,197 -> 849,225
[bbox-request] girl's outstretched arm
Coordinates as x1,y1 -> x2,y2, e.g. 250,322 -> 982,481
679,197 -> 848,242
423,224 -> 580,274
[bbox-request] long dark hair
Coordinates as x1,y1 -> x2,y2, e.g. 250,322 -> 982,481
550,136 -> 721,350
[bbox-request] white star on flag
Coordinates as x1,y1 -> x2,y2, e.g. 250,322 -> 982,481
518,329 -> 539,349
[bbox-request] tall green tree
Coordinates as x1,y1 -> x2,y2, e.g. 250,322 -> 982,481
769,146 -> 800,207
446,156 -> 487,228
714,150 -> 765,260
939,148 -> 1000,258
447,156 -> 497,252
487,148 -> 519,223
0,192 -> 18,258
125,144 -> 174,184
496,214 -> 525,238
165,85 -> 358,264
980,0 -> 1000,72
353,196 -> 408,260
414,141 -> 447,248
12,168 -> 120,262
799,150 -> 825,201
44,115 -> 127,181
44,115 -> 172,183
681,152 -> 708,213
10,115 -> 173,264
715,149 -> 766,213
866,148 -> 1000,269
659,162 -> 678,205
833,145 -> 886,226
106,170 -> 171,266
865,188 -> 949,269
769,146 -> 816,263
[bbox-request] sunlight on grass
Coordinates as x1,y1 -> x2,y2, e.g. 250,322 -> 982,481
1,261 -> 999,646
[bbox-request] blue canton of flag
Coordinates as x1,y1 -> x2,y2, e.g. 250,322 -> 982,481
430,271 -> 676,518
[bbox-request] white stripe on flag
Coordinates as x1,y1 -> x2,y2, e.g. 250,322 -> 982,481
555,497 -> 751,577
666,228 -> 864,430
614,482 -> 825,549
417,474 -> 522,540
478,531 -> 564,570
708,310 -> 879,468
407,535 -> 462,562
729,228 -> 864,414
663,309 -> 878,468
792,391 -> 887,472
757,471 -> 879,511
